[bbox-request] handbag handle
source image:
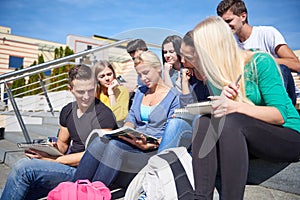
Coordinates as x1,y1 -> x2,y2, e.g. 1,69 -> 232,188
76,179 -> 92,185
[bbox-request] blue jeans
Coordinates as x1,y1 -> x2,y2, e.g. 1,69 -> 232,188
158,118 -> 193,153
73,137 -> 155,187
279,64 -> 296,105
0,158 -> 76,200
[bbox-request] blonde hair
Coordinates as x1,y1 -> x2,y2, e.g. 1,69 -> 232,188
193,16 -> 247,102
134,50 -> 162,73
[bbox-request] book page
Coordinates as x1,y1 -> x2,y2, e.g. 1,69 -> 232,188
17,143 -> 63,156
106,127 -> 158,144
87,127 -> 159,144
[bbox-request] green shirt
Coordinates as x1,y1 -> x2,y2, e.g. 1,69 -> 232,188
211,52 -> 300,133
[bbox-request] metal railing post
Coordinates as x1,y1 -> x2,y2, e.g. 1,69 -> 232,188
38,74 -> 54,116
4,82 -> 31,143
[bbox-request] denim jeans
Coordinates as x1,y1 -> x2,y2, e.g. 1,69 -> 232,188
0,158 -> 76,200
73,137 -> 155,187
158,118 -> 193,153
279,64 -> 296,105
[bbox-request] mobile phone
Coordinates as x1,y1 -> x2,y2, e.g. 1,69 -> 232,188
117,75 -> 126,83
235,74 -> 242,85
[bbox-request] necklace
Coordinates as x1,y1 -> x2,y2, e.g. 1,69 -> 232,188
148,92 -> 158,106
145,84 -> 169,106
147,89 -> 167,106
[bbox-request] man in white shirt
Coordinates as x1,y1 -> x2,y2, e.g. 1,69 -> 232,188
217,0 -> 300,104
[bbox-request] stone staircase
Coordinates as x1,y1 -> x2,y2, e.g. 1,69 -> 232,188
0,111 -> 300,199
0,111 -> 60,167
3,111 -> 59,144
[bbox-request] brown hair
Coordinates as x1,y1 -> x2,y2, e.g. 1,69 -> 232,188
68,64 -> 93,88
94,60 -> 116,97
217,0 -> 248,23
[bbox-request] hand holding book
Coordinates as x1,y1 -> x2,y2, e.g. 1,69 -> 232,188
18,142 -> 63,157
86,127 -> 160,151
25,147 -> 57,159
119,133 -> 159,151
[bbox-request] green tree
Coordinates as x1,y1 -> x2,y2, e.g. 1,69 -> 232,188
26,58 -> 45,96
64,46 -> 73,57
59,47 -> 64,58
26,61 -> 40,95
11,66 -> 26,97
49,46 -> 74,91
38,54 -> 44,64
54,48 -> 59,59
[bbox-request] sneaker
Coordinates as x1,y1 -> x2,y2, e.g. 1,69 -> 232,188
85,130 -> 102,149
138,191 -> 147,200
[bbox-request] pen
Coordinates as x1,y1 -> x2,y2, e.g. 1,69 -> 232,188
235,74 -> 242,85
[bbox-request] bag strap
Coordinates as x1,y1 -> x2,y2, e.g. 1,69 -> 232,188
76,179 -> 98,200
158,151 -> 194,200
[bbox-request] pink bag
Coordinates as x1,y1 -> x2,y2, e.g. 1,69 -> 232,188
47,179 -> 111,200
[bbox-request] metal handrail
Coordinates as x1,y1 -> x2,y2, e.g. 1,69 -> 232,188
0,39 -> 130,143
0,39 -> 130,83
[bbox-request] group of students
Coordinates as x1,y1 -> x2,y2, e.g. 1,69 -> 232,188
1,0 -> 300,199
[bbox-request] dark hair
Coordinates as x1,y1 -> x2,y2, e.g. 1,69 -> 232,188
217,0 -> 248,23
182,30 -> 194,48
68,64 -> 93,87
126,39 -> 148,53
161,35 -> 182,65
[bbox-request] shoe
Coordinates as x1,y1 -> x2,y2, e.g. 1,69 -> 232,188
85,130 -> 102,149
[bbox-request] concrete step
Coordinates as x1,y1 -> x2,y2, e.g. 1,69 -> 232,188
0,139 -> 25,168
247,159 -> 300,195
0,136 -> 300,199
0,111 -> 299,199
26,124 -> 59,137
2,111 -> 59,141
42,116 -> 59,126
3,131 -> 53,144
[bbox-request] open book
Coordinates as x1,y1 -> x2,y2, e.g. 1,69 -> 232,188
17,143 -> 63,156
85,127 -> 159,148
174,101 -> 212,120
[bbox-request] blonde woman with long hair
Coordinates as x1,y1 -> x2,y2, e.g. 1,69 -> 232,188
73,51 -> 179,189
191,16 -> 300,200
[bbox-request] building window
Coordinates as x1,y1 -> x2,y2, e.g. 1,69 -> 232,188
44,70 -> 51,76
9,56 -> 24,69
